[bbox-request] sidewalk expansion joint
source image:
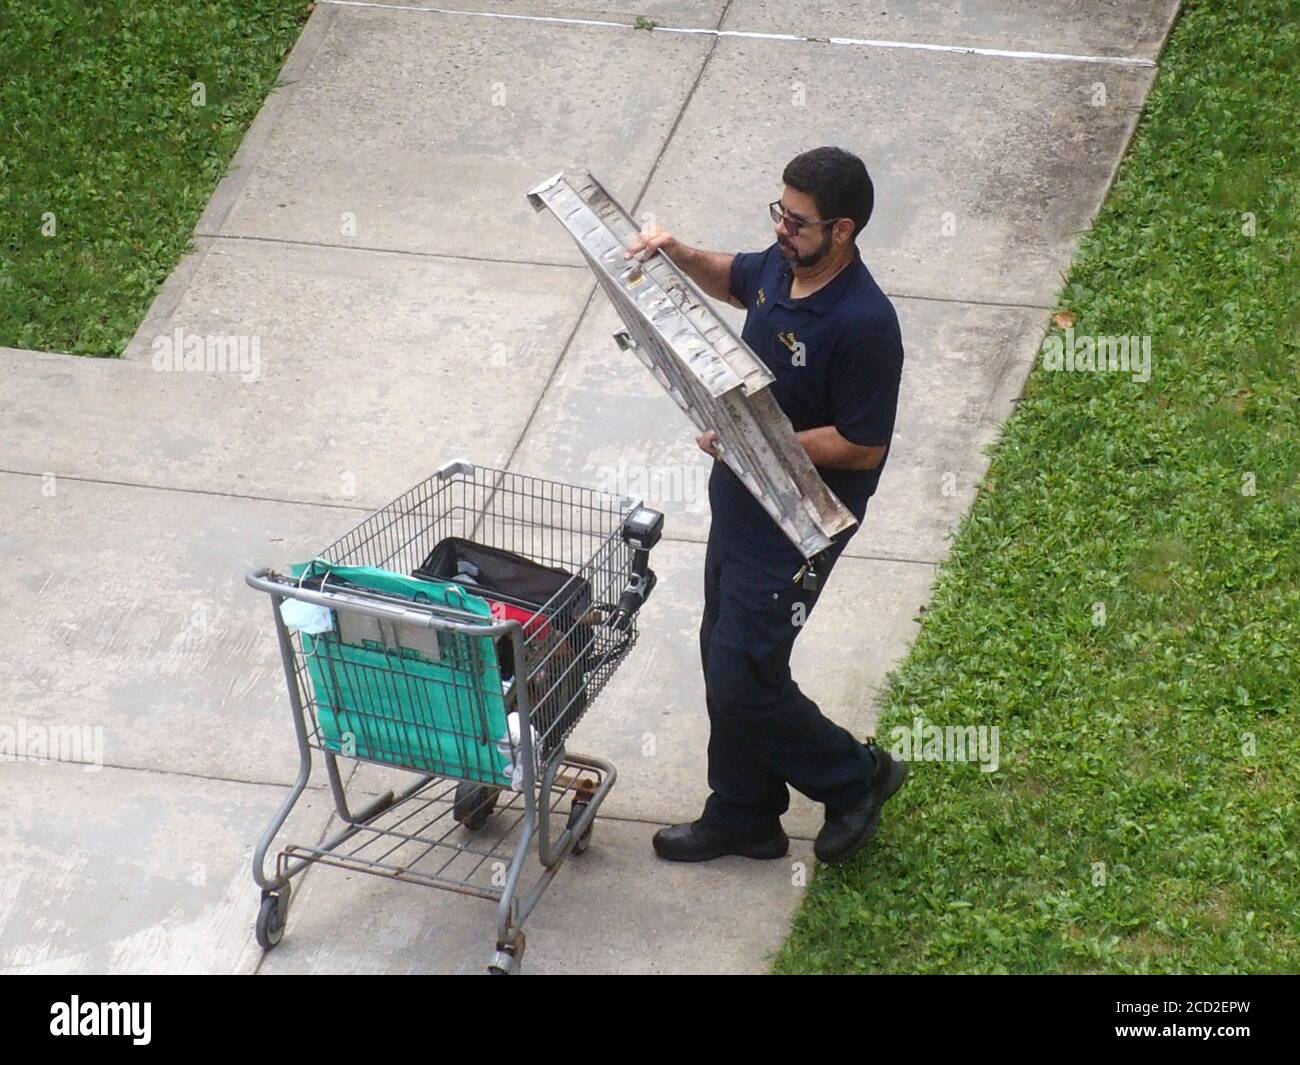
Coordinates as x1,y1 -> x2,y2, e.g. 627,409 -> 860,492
197,231 -> 591,272
316,0 -> 1158,68
193,231 -> 1056,313
0,468 -> 374,514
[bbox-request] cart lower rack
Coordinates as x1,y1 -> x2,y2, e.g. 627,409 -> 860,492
246,460 -> 662,974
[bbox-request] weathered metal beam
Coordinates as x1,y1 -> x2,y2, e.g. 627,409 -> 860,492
527,170 -> 856,560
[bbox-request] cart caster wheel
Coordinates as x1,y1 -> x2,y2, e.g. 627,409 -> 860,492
255,891 -> 289,951
454,782 -> 500,831
567,799 -> 593,855
487,932 -> 525,975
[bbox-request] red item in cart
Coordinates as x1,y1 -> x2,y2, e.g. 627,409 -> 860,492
485,598 -> 552,641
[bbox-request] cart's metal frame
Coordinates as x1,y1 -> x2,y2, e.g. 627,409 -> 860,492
245,460 -> 654,974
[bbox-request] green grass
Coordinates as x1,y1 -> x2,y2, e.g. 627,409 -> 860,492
777,0 -> 1300,974
0,0 -> 311,355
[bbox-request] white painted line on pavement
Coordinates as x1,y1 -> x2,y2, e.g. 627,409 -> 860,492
316,0 -> 1157,68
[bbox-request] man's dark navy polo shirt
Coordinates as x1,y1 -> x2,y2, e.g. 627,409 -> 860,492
708,240 -> 904,563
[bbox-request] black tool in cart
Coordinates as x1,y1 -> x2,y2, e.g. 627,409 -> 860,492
610,505 -> 663,631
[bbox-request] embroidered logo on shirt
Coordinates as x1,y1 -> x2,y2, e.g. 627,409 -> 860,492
776,331 -> 806,366
756,288 -> 766,305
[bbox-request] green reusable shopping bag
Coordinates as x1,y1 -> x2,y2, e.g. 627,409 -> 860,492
287,560 -> 514,785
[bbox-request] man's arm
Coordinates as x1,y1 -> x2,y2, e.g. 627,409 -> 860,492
625,229 -> 743,308
796,426 -> 888,471
672,244 -> 743,307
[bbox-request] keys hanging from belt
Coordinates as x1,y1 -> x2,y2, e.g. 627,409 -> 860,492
792,551 -> 827,593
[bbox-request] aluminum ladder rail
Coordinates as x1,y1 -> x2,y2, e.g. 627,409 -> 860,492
527,170 -> 856,560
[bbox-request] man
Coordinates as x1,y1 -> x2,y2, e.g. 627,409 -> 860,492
625,146 -> 908,865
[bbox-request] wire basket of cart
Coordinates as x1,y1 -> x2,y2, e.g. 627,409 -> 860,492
245,459 -> 663,974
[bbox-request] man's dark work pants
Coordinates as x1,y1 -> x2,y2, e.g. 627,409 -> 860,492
699,529 -> 877,835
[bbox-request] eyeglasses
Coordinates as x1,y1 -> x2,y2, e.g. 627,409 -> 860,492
768,200 -> 844,235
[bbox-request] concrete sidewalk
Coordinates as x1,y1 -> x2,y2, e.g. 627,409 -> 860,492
0,0 -> 1181,973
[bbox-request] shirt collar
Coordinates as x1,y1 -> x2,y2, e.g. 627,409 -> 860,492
776,244 -> 862,314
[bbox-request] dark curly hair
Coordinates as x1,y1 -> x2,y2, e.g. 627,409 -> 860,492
782,146 -> 875,239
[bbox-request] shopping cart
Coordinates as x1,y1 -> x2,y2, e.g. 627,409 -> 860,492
245,460 -> 663,974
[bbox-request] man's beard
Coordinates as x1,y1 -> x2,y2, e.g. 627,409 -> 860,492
778,228 -> 833,269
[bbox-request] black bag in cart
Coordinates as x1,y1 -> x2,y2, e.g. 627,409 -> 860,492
413,538 -> 595,760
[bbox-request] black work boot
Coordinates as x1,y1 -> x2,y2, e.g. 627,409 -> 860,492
652,818 -> 789,862
814,742 -> 909,865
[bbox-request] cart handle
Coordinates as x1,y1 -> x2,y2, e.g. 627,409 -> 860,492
245,568 -> 515,635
